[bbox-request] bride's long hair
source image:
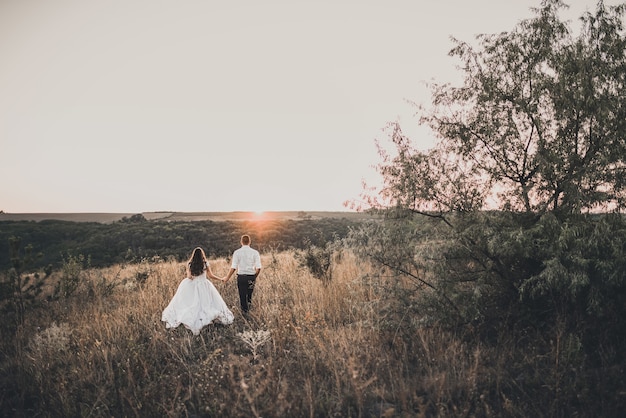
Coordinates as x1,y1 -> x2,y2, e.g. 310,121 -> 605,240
188,247 -> 208,277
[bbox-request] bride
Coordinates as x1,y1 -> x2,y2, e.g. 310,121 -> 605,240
162,247 -> 234,335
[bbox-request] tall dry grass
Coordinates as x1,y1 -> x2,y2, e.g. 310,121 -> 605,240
2,250 -> 593,417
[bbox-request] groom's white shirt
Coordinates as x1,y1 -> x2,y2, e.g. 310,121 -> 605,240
231,245 -> 261,275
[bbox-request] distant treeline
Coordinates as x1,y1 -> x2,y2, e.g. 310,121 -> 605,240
0,215 -> 365,271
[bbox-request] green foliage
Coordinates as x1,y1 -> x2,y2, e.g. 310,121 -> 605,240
56,253 -> 90,298
519,213 -> 626,318
119,213 -> 148,223
0,217 -> 360,273
355,0 -> 626,360
296,238 -> 341,285
1,236 -> 45,328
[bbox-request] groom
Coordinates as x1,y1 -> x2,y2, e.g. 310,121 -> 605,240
225,235 -> 262,314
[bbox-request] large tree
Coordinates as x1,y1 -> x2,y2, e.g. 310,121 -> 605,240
377,0 -> 626,217
356,0 -> 626,330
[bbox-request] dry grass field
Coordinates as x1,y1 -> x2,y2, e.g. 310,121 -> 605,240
1,248 -> 617,417
1,251 -> 487,417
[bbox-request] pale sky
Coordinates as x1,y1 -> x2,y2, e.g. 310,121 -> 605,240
0,0 -> 616,213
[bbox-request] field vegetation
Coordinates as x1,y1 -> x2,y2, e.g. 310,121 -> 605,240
2,235 -> 622,418
0,214 -> 364,271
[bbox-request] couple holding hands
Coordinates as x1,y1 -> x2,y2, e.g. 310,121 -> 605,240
161,235 -> 262,335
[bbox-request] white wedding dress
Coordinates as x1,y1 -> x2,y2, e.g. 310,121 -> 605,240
162,271 -> 234,335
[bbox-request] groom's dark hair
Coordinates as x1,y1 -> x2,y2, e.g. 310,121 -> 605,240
241,235 -> 251,245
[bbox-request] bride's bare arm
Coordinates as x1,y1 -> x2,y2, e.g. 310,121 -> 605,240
205,264 -> 225,281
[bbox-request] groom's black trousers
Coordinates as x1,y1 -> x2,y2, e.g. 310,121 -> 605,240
237,274 -> 256,313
